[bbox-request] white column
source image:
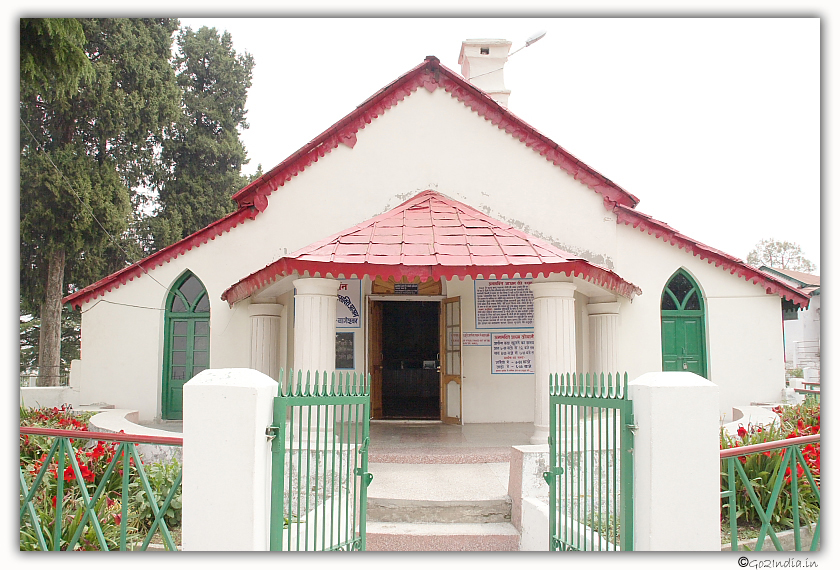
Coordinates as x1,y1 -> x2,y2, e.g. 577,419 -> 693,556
588,301 -> 620,376
529,282 -> 576,445
293,277 -> 339,381
628,372 -> 721,550
182,369 -> 277,551
249,304 -> 285,382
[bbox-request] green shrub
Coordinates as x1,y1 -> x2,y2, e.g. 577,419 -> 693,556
128,457 -> 183,532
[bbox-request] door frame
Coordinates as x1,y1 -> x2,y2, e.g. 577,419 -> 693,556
366,295 -> 445,420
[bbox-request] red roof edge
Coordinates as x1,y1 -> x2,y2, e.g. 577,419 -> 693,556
231,56 -> 640,212
614,205 -> 811,309
221,259 -> 641,307
63,207 -> 258,310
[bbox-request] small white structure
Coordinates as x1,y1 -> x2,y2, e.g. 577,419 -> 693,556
759,266 -> 820,370
63,40 -> 809,442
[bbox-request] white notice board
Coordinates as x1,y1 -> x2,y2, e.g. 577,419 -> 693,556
474,279 -> 534,329
336,279 -> 361,328
491,332 -> 535,374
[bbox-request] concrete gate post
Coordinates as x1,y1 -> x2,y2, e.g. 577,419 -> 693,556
182,368 -> 277,551
529,282 -> 576,445
628,371 -> 721,550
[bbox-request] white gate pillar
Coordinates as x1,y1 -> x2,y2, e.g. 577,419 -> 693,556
628,372 -> 721,550
588,301 -> 620,375
182,369 -> 276,550
249,304 -> 285,382
529,282 -> 576,445
293,277 -> 339,382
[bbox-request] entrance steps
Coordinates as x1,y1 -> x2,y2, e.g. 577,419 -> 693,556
365,459 -> 520,551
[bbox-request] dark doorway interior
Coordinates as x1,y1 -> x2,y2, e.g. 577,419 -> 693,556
381,301 -> 440,419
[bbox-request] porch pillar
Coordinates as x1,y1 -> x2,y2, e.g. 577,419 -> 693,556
249,304 -> 285,382
588,301 -> 620,376
529,282 -> 576,445
293,277 -> 339,385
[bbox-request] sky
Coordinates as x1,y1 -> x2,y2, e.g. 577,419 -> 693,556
175,16 -> 822,269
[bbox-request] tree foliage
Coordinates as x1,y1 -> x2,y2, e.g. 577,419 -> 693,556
747,238 -> 817,273
150,26 -> 255,250
20,18 -> 93,103
20,18 -> 180,383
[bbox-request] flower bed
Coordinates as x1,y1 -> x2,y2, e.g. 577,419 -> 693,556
719,399 -> 820,549
19,405 -> 182,551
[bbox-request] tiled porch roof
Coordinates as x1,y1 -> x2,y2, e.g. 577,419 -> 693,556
221,190 -> 642,305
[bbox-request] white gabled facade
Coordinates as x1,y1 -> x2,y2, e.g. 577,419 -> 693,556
66,46 -> 807,431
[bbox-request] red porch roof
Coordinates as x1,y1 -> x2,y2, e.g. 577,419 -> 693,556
221,190 -> 642,305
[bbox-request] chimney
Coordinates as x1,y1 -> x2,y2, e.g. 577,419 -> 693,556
458,39 -> 512,107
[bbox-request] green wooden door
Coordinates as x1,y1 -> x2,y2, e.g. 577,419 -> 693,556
661,271 -> 707,378
162,273 -> 210,420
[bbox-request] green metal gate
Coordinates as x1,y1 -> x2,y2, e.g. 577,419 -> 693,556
268,370 -> 373,551
544,372 -> 635,551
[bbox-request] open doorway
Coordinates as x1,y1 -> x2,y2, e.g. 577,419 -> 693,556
372,301 -> 441,419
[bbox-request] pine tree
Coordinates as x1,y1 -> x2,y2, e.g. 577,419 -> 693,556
20,18 -> 180,385
151,26 -> 255,249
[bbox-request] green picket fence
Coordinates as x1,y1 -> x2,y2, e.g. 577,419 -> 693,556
268,369 -> 372,551
545,372 -> 635,551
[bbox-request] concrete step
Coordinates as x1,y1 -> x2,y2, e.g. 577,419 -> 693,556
366,522 -> 520,551
368,497 -> 511,523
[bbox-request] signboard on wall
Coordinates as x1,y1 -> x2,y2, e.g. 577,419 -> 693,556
475,279 -> 534,329
336,279 -> 361,328
491,332 -> 535,374
335,332 -> 355,369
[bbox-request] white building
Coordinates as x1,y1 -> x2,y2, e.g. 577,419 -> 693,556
64,40 -> 809,441
759,266 -> 820,370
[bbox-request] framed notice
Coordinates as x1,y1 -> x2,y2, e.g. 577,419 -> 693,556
335,332 -> 355,370
462,332 -> 491,346
336,279 -> 361,328
474,279 -> 534,329
491,332 -> 535,374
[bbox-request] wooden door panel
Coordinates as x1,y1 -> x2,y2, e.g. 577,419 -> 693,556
441,297 -> 462,425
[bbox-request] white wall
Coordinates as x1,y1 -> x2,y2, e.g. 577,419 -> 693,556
614,224 -> 786,420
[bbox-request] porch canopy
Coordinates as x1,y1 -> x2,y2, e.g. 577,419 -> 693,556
221,189 -> 641,305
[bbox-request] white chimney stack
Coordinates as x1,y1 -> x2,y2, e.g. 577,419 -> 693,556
458,39 -> 512,107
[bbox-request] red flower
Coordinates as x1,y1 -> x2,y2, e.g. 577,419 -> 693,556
113,513 -> 121,525
63,465 -> 76,481
87,443 -> 106,460
52,496 -> 57,508
737,425 -> 747,438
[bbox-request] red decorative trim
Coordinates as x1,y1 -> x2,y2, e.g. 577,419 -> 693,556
63,208 -> 258,310
232,57 -> 640,212
614,205 -> 811,308
221,258 -> 640,307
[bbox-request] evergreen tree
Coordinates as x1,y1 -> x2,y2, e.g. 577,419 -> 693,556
151,26 -> 255,249
20,18 -> 180,385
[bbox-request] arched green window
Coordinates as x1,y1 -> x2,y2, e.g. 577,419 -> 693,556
660,270 -> 708,377
162,272 -> 210,420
